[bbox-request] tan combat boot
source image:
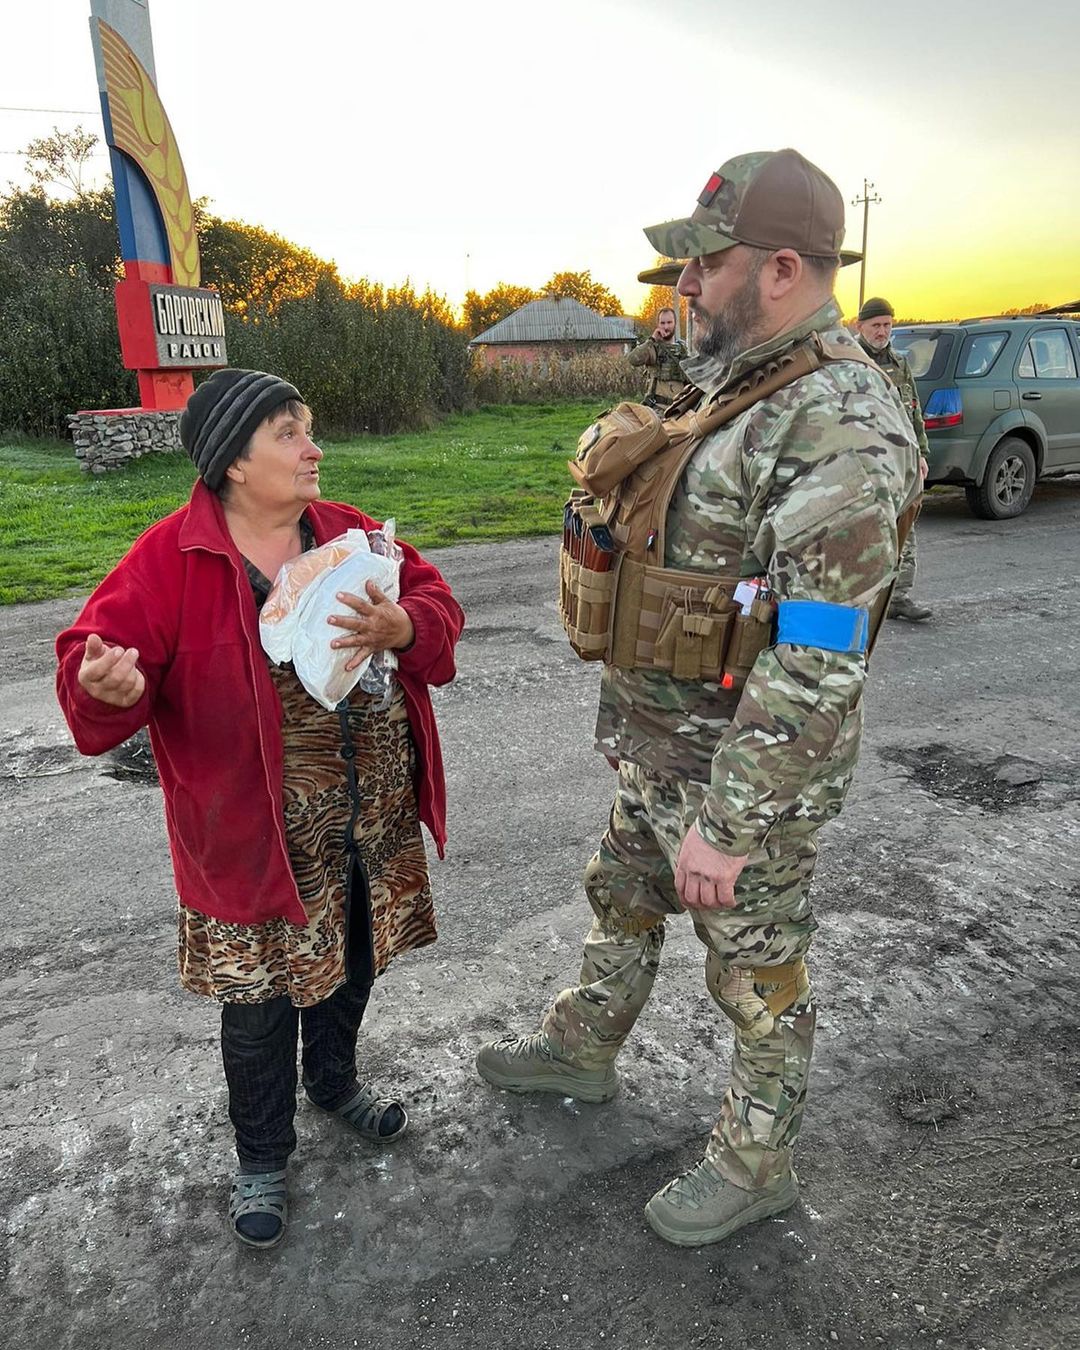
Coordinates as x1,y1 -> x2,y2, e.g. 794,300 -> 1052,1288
475,1031 -> 619,1103
645,1155 -> 798,1246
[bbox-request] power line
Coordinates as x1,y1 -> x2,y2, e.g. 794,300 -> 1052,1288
0,106 -> 97,115
847,178 -> 880,311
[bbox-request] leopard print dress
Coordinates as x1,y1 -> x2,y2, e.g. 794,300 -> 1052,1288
177,543 -> 436,1007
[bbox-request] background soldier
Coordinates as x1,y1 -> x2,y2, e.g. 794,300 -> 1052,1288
628,305 -> 688,408
478,149 -> 919,1246
855,296 -> 932,622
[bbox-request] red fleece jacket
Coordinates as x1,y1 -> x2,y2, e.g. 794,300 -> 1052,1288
55,482 -> 464,926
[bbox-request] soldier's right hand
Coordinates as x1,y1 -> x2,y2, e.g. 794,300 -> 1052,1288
77,633 -> 146,708
651,328 -> 665,341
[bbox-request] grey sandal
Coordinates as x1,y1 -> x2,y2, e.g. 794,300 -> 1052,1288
229,1169 -> 288,1249
316,1082 -> 408,1142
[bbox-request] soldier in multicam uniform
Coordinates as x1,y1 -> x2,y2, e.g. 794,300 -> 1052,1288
477,149 -> 920,1246
855,296 -> 933,622
628,306 -> 689,408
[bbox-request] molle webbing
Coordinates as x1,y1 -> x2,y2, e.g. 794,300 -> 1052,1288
631,334 -> 879,567
558,333 -> 887,684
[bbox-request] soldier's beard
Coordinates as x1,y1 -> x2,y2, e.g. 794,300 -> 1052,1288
692,269 -> 765,367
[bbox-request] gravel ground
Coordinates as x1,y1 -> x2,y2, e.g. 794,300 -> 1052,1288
2,479 -> 1078,1350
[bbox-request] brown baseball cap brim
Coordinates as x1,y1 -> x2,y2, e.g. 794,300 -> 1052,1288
637,260 -> 687,286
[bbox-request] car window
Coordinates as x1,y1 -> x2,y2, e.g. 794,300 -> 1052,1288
1020,328 -> 1078,379
957,332 -> 1008,377
895,337 -> 937,377
891,330 -> 954,380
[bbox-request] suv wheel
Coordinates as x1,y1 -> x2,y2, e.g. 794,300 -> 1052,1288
965,437 -> 1036,520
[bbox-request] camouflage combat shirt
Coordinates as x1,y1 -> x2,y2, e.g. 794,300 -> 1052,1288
858,337 -> 929,455
628,335 -> 689,398
596,299 -> 920,856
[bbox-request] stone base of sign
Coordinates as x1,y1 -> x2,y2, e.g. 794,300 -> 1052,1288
67,409 -> 183,473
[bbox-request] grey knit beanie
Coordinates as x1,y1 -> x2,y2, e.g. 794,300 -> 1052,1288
179,369 -> 302,490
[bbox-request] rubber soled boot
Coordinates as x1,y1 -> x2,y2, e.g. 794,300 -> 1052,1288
645,1156 -> 798,1247
475,1031 -> 619,1103
887,595 -> 932,622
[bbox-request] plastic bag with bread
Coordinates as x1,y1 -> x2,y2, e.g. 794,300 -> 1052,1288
259,529 -> 401,711
259,536 -> 358,646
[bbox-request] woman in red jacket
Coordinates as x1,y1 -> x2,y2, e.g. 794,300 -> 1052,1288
55,368 -> 464,1250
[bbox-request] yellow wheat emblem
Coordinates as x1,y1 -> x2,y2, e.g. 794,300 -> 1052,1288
98,20 -> 200,287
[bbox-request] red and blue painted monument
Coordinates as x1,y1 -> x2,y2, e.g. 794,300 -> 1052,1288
72,0 -> 227,469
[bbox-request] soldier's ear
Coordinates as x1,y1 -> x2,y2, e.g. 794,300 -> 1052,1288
763,249 -> 801,301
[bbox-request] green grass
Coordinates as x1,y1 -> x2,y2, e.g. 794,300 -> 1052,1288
0,403 -> 599,604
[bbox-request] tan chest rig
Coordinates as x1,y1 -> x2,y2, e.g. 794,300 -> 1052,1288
558,332 -> 916,690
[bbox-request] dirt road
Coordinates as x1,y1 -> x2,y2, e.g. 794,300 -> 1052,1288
2,481 -> 1078,1350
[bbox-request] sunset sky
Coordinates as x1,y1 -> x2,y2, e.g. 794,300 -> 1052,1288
5,0 -> 1078,322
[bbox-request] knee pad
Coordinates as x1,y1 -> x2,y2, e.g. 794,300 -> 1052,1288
583,851 -> 666,938
706,957 -> 809,1041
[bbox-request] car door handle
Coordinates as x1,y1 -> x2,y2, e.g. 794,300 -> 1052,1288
1022,391 -> 1042,400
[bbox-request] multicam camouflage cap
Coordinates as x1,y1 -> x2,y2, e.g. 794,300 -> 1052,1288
645,149 -> 861,267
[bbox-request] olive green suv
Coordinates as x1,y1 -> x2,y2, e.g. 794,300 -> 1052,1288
891,311 -> 1080,519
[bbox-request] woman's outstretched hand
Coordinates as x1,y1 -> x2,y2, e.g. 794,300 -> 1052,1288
78,633 -> 146,707
329,581 -> 415,671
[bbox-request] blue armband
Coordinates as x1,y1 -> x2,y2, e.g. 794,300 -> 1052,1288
775,600 -> 869,654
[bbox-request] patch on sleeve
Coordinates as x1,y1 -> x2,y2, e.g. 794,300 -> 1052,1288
769,454 -> 878,541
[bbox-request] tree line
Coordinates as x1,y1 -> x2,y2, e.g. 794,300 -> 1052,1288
0,129 -> 652,440
0,131 -> 472,438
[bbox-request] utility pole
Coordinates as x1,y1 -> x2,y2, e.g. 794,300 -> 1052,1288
851,179 -> 881,312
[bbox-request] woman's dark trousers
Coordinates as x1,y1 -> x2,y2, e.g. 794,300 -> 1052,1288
219,899 -> 375,1173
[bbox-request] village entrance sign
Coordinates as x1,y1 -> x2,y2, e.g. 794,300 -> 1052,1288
71,0 -> 226,470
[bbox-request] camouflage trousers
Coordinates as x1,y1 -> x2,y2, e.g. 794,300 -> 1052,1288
894,525 -> 918,596
542,761 -> 820,1190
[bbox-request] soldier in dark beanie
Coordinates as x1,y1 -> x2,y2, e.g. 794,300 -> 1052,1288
57,369 -> 464,1249
854,300 -> 933,621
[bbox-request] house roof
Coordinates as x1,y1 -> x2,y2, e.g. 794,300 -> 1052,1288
470,297 -> 637,345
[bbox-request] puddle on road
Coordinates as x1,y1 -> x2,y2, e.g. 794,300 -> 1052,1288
102,729 -> 158,784
0,735 -> 81,781
880,743 -> 1050,813
0,729 -> 157,785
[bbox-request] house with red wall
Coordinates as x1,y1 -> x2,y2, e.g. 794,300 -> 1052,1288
469,297 -> 637,367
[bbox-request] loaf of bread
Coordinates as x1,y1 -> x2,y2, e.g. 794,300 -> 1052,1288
259,530 -> 372,667
289,550 -> 399,710
261,538 -> 359,627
